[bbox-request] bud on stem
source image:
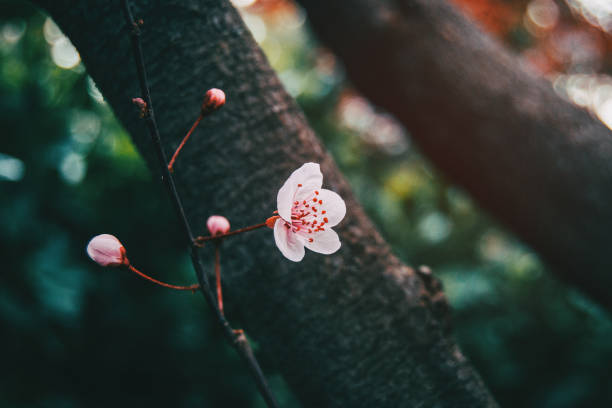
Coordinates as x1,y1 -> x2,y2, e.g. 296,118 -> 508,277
132,97 -> 147,118
86,234 -> 199,291
167,88 -> 225,172
207,215 -> 231,236
201,88 -> 226,115
87,234 -> 129,267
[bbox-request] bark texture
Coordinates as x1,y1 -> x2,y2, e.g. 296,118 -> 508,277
34,0 -> 497,406
297,0 -> 612,310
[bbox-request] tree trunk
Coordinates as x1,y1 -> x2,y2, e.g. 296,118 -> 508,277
34,0 -> 497,406
296,0 -> 612,311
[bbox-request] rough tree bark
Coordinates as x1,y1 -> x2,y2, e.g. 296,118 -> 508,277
296,0 -> 612,311
33,0 -> 498,406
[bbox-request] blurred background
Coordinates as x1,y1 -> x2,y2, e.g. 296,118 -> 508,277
1,0 -> 612,406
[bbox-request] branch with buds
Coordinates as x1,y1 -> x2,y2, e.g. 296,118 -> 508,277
84,1 -> 347,406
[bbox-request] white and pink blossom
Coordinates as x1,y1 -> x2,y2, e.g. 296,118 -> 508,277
86,234 -> 128,267
274,163 -> 346,262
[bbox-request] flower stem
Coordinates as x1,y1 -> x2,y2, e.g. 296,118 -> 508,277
127,265 -> 200,291
194,222 -> 267,245
215,241 -> 224,315
167,114 -> 203,172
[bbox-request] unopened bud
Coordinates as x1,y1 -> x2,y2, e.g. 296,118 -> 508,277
132,97 -> 146,109
201,88 -> 226,114
86,234 -> 129,267
132,97 -> 148,118
207,215 -> 231,236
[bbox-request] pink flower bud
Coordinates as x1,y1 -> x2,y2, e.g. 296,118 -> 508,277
207,215 -> 231,236
132,97 -> 147,118
201,88 -> 226,114
86,234 -> 128,267
132,97 -> 146,109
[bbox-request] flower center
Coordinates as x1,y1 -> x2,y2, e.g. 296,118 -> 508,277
284,189 -> 330,241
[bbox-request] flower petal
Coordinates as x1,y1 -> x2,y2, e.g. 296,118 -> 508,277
273,218 -> 305,262
304,228 -> 341,255
276,184 -> 296,222
277,163 -> 323,220
317,189 -> 346,227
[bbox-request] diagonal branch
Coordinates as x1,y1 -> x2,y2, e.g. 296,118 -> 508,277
121,1 -> 279,406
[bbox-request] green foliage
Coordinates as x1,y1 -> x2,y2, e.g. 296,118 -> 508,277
1,3 -> 611,407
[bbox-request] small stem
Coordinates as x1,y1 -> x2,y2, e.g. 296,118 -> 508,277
195,222 -> 267,245
215,241 -> 224,315
168,114 -> 203,172
127,265 -> 200,291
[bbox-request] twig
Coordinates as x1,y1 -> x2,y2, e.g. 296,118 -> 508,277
214,241 -> 224,314
127,264 -> 200,291
121,2 -> 280,407
195,222 -> 267,245
168,114 -> 203,172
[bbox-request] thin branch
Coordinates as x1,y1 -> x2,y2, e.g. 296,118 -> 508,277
127,264 -> 200,291
121,2 -> 279,407
214,241 -> 224,315
120,1 -> 193,243
195,222 -> 268,245
168,114 -> 203,172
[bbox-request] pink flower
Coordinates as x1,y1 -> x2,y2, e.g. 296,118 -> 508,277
86,234 -> 128,267
274,163 -> 346,262
207,215 -> 231,236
